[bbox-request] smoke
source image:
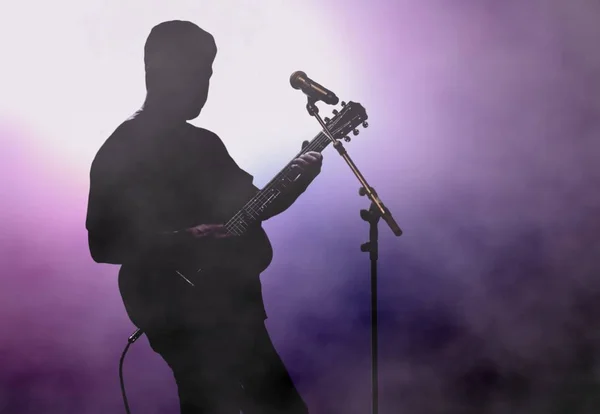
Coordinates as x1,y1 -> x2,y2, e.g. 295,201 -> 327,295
2,0 -> 600,413
268,0 -> 600,413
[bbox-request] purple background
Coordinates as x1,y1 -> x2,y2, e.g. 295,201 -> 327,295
2,1 -> 600,413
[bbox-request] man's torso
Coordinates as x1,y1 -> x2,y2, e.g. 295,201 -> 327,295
90,111 -> 271,329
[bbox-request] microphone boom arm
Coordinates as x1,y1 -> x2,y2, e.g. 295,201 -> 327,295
305,98 -> 402,236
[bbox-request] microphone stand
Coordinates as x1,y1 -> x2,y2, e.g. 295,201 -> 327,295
305,98 -> 402,414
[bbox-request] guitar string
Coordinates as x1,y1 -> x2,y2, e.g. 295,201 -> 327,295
225,133 -> 327,233
225,154 -> 317,234
179,115 -> 354,278
228,130 -> 332,231
225,106 -> 363,235
224,131 -> 332,235
190,112 -> 360,277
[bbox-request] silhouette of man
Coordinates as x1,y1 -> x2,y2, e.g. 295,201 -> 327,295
86,20 -> 322,414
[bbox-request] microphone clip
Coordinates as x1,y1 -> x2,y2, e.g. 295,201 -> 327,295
306,97 -> 320,116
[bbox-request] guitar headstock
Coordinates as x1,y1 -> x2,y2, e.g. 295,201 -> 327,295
324,101 -> 368,142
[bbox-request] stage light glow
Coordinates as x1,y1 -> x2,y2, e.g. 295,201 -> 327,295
3,2 -> 600,413
0,0 -> 363,188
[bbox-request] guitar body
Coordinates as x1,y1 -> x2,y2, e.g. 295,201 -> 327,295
176,224 -> 273,284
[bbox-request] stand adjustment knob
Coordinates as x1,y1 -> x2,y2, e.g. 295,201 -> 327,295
361,242 -> 372,252
361,209 -> 375,221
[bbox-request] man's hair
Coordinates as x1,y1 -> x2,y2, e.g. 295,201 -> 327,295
144,20 -> 217,72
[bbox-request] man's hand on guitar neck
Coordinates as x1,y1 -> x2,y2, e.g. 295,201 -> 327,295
290,140 -> 323,189
261,141 -> 323,221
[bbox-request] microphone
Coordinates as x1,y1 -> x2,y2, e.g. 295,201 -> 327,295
290,71 -> 339,105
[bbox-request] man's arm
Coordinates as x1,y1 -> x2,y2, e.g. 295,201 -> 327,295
86,150 -> 221,265
207,133 -> 321,222
86,216 -> 191,265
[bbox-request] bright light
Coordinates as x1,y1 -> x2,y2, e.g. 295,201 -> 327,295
0,0 -> 363,187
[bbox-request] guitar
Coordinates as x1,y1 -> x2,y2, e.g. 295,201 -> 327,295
175,101 -> 368,286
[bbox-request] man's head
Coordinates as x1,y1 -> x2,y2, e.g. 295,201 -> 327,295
144,20 -> 217,120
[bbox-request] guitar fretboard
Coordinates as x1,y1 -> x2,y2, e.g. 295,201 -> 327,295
224,131 -> 333,235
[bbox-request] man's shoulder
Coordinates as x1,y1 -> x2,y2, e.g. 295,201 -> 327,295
106,111 -> 148,147
91,117 -> 141,173
184,123 -> 230,153
185,123 -> 220,141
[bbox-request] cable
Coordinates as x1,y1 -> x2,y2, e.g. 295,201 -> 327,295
119,328 -> 144,414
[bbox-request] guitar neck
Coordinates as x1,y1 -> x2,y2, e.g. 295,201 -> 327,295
224,131 -> 333,235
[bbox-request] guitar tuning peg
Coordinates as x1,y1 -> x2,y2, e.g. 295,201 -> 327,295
362,121 -> 369,128
332,109 -> 339,116
341,101 -> 347,107
353,129 -> 360,136
324,117 -> 331,123
344,136 -> 351,142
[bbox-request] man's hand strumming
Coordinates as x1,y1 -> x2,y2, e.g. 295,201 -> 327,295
186,224 -> 233,239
